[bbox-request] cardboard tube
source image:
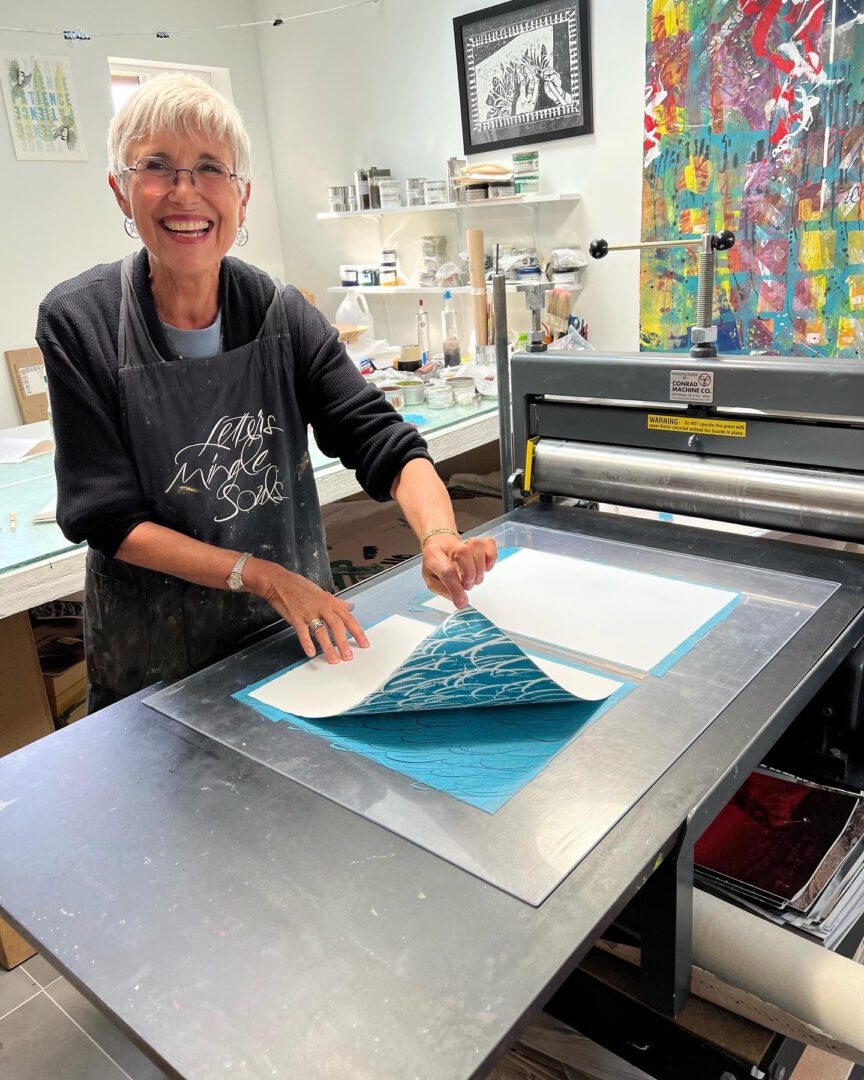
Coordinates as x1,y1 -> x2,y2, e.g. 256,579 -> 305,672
693,890 -> 864,1057
467,228 -> 488,346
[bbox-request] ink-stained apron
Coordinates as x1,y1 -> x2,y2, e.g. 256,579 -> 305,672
85,254 -> 332,712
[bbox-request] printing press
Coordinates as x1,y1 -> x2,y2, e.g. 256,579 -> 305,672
1,253 -> 864,1080
499,340 -> 864,1078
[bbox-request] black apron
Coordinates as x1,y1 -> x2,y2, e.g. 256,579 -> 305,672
85,254 -> 332,712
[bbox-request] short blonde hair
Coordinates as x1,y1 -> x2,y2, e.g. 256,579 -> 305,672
107,73 -> 252,185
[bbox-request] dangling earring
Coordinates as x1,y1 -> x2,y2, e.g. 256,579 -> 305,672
124,217 -> 139,239
235,223 -> 249,247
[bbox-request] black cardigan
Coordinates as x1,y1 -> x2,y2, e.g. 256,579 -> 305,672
36,249 -> 430,557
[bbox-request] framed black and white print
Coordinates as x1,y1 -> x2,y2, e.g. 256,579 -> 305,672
454,0 -> 593,155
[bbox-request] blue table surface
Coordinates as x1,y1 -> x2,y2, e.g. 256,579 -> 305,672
0,399 -> 497,577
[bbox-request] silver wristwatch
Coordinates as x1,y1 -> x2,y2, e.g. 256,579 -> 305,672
226,552 -> 253,593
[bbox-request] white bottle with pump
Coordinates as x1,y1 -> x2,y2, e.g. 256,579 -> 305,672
441,290 -> 461,367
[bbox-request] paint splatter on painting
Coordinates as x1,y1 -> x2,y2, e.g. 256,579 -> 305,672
641,0 -> 864,357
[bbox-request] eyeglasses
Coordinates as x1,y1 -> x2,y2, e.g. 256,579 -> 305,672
124,156 -> 242,194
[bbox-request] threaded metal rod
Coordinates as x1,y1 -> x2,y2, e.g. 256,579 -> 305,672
492,272 -> 514,510
695,232 -> 715,329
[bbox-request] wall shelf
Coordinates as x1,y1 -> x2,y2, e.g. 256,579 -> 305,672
326,283 -> 584,297
316,192 -> 581,221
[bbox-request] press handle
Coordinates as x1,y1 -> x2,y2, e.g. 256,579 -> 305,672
589,230 -> 736,258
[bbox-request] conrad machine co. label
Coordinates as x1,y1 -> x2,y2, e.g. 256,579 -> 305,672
669,369 -> 714,404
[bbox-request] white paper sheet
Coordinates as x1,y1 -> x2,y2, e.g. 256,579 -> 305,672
32,498 -> 57,524
0,436 -> 54,464
251,616 -> 434,718
250,613 -> 623,719
424,548 -> 739,673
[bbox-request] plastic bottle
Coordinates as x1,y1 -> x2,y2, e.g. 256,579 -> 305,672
416,299 -> 431,362
441,290 -> 461,367
334,292 -> 375,350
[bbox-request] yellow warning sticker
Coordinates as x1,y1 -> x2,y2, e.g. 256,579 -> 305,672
647,414 -> 747,438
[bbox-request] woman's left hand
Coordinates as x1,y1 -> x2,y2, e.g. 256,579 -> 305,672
422,534 -> 498,609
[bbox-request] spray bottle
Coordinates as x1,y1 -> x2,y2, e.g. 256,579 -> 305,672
441,290 -> 462,367
416,299 -> 431,362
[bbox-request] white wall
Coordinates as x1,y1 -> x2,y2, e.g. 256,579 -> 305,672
254,0 -> 646,352
0,0 -> 284,428
0,0 -> 648,427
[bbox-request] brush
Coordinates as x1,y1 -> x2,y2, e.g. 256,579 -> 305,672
545,288 -> 573,336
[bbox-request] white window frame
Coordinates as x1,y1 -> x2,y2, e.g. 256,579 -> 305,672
107,56 -> 234,106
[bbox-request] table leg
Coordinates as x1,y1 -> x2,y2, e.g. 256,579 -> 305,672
638,837 -> 694,1017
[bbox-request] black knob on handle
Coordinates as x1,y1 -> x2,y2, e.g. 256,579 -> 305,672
589,238 -> 609,260
711,229 -> 735,251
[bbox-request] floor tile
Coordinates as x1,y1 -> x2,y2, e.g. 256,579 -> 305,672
47,978 -> 169,1079
0,992 -> 127,1079
0,966 -> 39,1020
21,953 -> 62,989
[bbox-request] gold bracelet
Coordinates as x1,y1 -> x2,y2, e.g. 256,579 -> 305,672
420,527 -> 460,550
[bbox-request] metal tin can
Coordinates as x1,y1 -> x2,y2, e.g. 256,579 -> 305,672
447,157 -> 467,202
327,185 -> 351,213
398,380 -> 425,404
368,167 -> 391,209
405,177 -> 426,206
464,183 -> 489,202
377,179 -> 402,209
426,384 -> 454,408
380,385 -> 405,410
354,168 -> 371,210
423,180 -> 449,205
514,176 -> 540,195
512,150 -> 540,176
420,234 -> 448,256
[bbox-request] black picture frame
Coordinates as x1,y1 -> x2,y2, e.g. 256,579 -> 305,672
454,0 -> 593,155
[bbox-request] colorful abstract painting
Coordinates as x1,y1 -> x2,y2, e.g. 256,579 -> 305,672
641,0 -> 864,357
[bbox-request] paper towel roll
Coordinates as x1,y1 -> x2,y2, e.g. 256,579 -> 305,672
467,227 -> 488,347
693,890 -> 864,1055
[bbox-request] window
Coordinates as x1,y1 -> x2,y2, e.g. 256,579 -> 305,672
107,57 -> 232,114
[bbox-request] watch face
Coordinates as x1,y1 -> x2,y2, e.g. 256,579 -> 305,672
228,574 -> 242,592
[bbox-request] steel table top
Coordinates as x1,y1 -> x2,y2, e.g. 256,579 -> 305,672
1,505 -> 863,1080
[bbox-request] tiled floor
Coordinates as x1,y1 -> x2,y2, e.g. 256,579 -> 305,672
0,955 -> 167,1079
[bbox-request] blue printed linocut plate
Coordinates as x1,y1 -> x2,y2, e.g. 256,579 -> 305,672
235,609 -> 632,813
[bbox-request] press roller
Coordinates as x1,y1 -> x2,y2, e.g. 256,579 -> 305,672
506,350 -> 864,545
528,440 -> 864,542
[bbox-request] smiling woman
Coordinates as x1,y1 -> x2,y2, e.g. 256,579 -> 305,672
106,76 -> 251,315
36,73 -> 498,713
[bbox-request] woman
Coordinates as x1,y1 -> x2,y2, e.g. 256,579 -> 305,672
37,74 -> 497,712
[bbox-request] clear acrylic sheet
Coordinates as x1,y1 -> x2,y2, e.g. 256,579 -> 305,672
146,521 -> 839,904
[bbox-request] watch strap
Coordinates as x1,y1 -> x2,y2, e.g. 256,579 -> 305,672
227,551 -> 253,592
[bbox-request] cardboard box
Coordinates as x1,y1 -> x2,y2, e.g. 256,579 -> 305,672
0,614 -> 53,969
53,695 -> 87,728
0,612 -> 54,758
36,622 -> 86,699
0,917 -> 35,970
47,675 -> 86,719
4,346 -> 48,424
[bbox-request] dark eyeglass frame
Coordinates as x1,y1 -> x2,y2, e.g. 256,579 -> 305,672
123,156 -> 244,189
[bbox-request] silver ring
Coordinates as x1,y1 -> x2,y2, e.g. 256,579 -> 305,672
307,618 -> 327,635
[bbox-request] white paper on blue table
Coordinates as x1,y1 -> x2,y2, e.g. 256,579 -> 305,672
423,548 -> 741,674
249,610 -> 624,719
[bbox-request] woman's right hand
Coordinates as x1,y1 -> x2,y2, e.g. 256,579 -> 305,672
245,558 -> 369,664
